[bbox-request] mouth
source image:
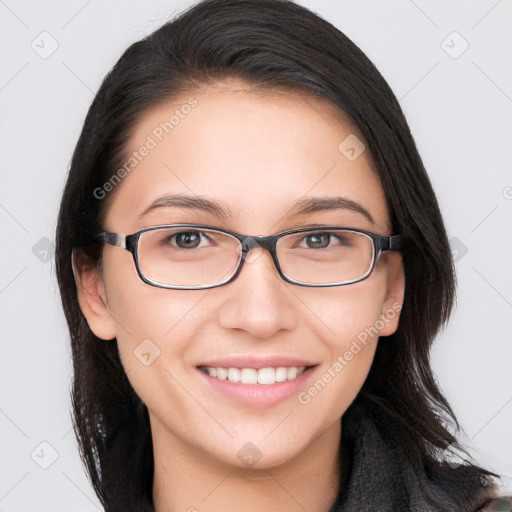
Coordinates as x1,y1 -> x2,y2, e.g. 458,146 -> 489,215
195,362 -> 319,407
197,364 -> 314,385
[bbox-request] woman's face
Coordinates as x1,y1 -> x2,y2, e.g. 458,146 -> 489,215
77,82 -> 404,470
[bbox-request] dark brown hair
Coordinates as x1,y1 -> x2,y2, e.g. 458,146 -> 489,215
55,1 -> 499,510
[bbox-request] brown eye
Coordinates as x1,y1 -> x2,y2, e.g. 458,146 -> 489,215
305,233 -> 331,249
174,232 -> 202,249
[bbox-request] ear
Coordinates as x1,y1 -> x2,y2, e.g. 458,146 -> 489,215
72,250 -> 117,340
378,252 -> 405,337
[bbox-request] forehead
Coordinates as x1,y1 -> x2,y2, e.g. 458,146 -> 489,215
103,83 -> 390,233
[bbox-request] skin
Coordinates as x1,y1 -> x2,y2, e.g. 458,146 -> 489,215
75,81 -> 405,512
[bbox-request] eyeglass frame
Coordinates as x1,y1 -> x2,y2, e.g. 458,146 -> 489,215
95,224 -> 406,290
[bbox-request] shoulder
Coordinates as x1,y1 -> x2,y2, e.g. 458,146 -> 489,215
475,496 -> 512,511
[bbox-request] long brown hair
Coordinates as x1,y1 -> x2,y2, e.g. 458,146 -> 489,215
55,1 -> 499,510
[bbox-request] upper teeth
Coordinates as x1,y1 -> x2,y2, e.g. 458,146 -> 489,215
201,366 -> 306,385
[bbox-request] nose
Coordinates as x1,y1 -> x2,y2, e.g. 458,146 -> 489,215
216,249 -> 299,339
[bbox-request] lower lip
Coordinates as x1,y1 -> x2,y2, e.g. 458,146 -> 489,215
195,366 -> 317,407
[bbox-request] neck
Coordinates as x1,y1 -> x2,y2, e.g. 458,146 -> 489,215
151,418 -> 342,512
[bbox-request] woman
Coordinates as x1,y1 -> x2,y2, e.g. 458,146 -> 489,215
55,0 -> 511,510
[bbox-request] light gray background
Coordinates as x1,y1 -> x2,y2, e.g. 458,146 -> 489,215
1,1 -> 511,510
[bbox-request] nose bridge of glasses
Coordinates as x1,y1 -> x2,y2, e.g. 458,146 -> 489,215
240,234 -> 276,257
236,235 -> 280,271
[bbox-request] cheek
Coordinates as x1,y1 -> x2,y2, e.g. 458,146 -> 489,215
102,249 -> 210,338
303,270 -> 389,342
100,255 -> 210,390
296,276 -> 389,409
105,289 -> 210,426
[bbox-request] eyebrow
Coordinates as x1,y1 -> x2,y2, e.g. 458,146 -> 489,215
138,194 -> 232,220
291,196 -> 374,224
138,193 -> 374,224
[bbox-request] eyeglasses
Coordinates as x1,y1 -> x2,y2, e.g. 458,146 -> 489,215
95,224 -> 406,290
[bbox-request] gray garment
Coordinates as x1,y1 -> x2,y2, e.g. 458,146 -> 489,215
328,401 -> 503,512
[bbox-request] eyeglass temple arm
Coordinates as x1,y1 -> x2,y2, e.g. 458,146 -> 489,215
96,232 -> 127,249
382,235 -> 406,251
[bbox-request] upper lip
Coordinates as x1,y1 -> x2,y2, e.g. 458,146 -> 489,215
196,356 -> 319,369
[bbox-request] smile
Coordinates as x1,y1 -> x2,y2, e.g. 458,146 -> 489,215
198,365 -> 307,385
